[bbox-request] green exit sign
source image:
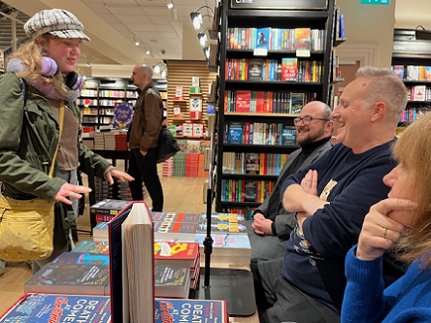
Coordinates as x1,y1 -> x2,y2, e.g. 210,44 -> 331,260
360,0 -> 390,5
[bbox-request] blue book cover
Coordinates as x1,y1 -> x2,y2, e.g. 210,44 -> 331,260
0,293 -> 111,322
154,298 -> 228,323
256,27 -> 271,49
52,252 -> 110,265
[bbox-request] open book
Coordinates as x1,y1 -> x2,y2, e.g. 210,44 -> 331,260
108,201 -> 154,323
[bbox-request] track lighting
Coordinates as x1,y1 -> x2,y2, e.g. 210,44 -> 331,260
189,6 -> 214,31
198,32 -> 208,47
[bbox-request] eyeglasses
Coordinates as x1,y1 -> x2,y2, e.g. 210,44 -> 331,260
293,116 -> 331,126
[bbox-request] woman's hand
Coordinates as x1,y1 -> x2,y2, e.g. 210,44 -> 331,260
105,169 -> 134,185
356,198 -> 417,261
55,182 -> 92,205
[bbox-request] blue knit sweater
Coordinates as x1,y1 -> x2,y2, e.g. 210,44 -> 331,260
342,246 -> 431,323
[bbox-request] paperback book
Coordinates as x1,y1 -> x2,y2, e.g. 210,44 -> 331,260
24,263 -> 110,296
155,264 -> 191,299
154,298 -> 228,323
0,293 -> 111,322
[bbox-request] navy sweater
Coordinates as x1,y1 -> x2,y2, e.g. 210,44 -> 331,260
280,141 -> 397,311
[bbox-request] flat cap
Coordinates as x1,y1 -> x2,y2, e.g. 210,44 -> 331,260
24,9 -> 90,41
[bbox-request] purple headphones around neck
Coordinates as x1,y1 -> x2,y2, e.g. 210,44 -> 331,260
7,56 -> 83,90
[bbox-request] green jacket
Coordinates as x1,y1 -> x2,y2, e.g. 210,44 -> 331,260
0,72 -> 111,200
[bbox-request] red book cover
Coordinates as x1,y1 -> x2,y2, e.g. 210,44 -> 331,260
154,241 -> 199,268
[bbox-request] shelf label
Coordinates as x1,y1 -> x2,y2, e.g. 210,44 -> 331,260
360,0 -> 390,5
296,49 -> 311,57
253,48 -> 268,57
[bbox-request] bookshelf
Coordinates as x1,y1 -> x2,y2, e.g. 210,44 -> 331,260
78,77 -> 167,131
392,29 -> 431,128
215,0 -> 338,215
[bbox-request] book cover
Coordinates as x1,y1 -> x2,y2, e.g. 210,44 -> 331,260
281,58 -> 298,81
113,101 -> 133,129
154,241 -> 200,268
290,92 -> 305,114
152,212 -> 202,223
281,126 -> 297,146
24,263 -> 110,296
244,181 -> 258,202
0,293 -> 111,322
294,28 -> 311,50
154,298 -> 228,323
90,199 -> 131,216
52,252 -> 110,265
245,152 -> 260,174
256,27 -> 270,49
200,212 -> 246,223
73,240 -> 110,254
248,59 -> 264,81
154,221 -> 198,241
196,221 -> 247,234
155,265 -> 191,299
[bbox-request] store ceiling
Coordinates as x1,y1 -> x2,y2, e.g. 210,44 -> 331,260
1,0 -> 216,65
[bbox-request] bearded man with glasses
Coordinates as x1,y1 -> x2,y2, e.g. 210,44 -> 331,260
248,101 -> 334,266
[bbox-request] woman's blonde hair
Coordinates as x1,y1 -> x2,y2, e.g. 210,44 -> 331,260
393,112 -> 431,268
7,35 -> 71,97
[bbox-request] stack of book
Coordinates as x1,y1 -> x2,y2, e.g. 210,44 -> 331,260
90,198 -> 131,223
162,157 -> 174,177
154,241 -> 201,291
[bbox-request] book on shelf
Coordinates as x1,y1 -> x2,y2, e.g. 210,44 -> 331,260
245,152 -> 260,174
281,126 -> 297,146
154,298 -> 229,323
248,58 -> 264,81
256,27 -> 270,50
0,293 -> 111,322
294,28 -> 312,50
24,263 -> 110,296
51,251 -> 110,265
155,264 -> 191,299
290,92 -> 305,114
281,58 -> 298,81
108,201 -> 154,323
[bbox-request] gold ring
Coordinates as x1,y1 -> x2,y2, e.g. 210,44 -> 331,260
383,228 -> 388,239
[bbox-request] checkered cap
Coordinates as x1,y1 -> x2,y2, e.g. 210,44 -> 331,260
24,9 -> 90,41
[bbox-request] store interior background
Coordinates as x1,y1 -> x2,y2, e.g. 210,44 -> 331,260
1,0 -> 430,82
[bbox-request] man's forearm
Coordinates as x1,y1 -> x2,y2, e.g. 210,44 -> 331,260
283,184 -> 328,215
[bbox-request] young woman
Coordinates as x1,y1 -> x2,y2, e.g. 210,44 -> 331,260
341,112 -> 431,322
0,9 -> 133,272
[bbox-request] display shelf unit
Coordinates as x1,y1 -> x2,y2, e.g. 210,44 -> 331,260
392,29 -> 431,128
215,0 -> 337,214
77,77 -> 167,131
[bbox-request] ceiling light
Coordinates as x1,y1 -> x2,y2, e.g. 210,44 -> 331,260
190,12 -> 203,31
204,47 -> 210,60
198,32 -> 208,47
134,35 -> 140,46
146,50 -> 151,55
167,0 -> 174,10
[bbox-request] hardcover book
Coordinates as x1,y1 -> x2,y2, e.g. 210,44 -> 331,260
24,263 -> 110,296
154,220 -> 199,241
248,59 -> 264,80
154,298 -> 228,323
0,293 -> 111,322
108,202 -> 154,323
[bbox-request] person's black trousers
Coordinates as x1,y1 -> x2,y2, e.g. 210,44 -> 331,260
128,147 -> 163,211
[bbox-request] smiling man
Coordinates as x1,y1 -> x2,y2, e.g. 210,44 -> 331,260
253,66 -> 408,323
248,101 -> 334,265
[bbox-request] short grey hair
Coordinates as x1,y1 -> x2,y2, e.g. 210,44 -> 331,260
137,64 -> 153,79
356,66 -> 407,124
